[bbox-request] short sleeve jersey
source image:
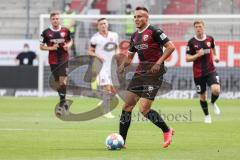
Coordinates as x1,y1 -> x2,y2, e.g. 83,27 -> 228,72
186,35 -> 216,78
40,26 -> 71,64
89,31 -> 119,74
128,24 -> 170,74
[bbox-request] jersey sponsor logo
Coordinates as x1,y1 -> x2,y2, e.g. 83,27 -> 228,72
194,44 -> 198,48
143,35 -> 149,41
50,38 -> 65,44
160,33 -> 167,40
203,49 -> 211,55
104,42 -> 118,51
135,44 -> 148,50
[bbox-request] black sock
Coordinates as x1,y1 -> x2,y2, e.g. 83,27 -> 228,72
200,100 -> 209,116
58,85 -> 66,103
211,94 -> 219,104
119,110 -> 132,144
144,109 -> 169,133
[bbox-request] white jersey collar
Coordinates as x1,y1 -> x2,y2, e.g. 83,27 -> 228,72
50,25 -> 62,32
194,34 -> 207,41
98,31 -> 110,38
138,24 -> 150,33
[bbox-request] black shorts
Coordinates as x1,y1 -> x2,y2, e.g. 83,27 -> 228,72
194,72 -> 220,94
50,63 -> 68,81
127,73 -> 163,100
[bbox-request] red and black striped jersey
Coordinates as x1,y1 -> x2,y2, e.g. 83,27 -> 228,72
40,26 -> 71,65
186,34 -> 216,78
128,24 -> 170,74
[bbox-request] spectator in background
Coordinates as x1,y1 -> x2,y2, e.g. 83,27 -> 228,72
125,4 -> 135,38
63,4 -> 77,56
16,43 -> 37,66
125,3 -> 132,14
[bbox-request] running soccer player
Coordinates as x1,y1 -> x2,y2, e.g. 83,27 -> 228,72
186,20 -> 221,123
88,18 -> 119,118
40,11 -> 73,115
118,7 -> 175,148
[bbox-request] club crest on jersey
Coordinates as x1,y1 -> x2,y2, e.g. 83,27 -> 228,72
206,42 -> 211,47
143,35 -> 149,41
60,32 -> 66,37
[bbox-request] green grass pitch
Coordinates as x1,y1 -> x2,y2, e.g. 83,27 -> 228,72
0,97 -> 239,160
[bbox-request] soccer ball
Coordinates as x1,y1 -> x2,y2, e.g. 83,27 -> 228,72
105,133 -> 124,150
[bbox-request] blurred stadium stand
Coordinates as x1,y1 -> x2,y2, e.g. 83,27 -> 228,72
0,0 -> 240,40
0,0 -> 64,39
161,0 -> 199,40
92,0 -> 108,14
70,0 -> 88,13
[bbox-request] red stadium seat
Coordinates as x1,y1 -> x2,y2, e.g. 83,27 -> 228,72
162,0 -> 202,40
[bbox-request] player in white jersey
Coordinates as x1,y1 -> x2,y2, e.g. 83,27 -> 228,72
88,18 -> 119,118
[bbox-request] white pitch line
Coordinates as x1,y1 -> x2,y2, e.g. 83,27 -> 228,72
0,128 -> 49,131
0,128 -> 25,131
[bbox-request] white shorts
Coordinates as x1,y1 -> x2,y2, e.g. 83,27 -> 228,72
97,71 -> 112,86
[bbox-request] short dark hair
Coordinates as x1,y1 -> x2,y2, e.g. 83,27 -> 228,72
135,6 -> 149,13
50,10 -> 60,18
97,18 -> 107,23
